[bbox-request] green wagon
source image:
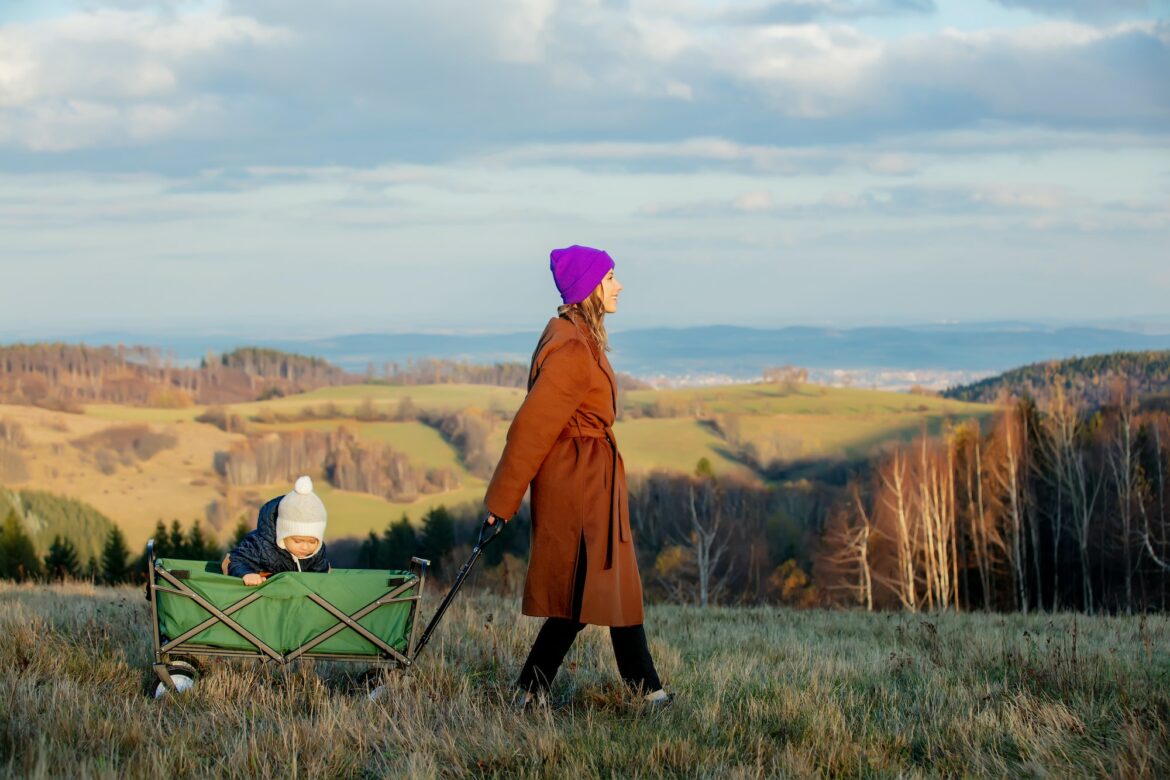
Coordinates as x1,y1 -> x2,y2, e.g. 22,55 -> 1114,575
145,520 -> 503,696
145,539 -> 429,696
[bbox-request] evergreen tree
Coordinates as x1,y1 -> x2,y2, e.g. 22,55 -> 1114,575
100,526 -> 131,584
186,520 -> 219,561
358,531 -> 381,568
84,556 -> 101,582
231,517 -> 251,546
168,519 -> 185,558
44,535 -> 81,581
0,510 -> 43,581
419,507 -> 454,574
383,514 -> 418,570
150,520 -> 171,558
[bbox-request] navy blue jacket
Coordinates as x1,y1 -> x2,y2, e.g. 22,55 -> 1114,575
227,496 -> 330,577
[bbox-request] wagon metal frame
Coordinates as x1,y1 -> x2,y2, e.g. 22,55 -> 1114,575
145,518 -> 504,693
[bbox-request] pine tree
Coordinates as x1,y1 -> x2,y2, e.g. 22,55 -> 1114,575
359,531 -> 381,568
150,520 -> 171,558
44,535 -> 81,580
383,514 -> 418,570
0,510 -> 43,581
84,556 -> 100,582
186,520 -> 220,560
419,507 -> 454,574
100,526 -> 131,584
231,517 -> 251,546
168,519 -> 185,558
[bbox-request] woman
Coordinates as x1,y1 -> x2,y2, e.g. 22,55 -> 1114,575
484,244 -> 669,707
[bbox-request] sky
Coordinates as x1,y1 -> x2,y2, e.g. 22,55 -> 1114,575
0,0 -> 1167,337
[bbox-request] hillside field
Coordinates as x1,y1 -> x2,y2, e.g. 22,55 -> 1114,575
0,581 -> 1166,778
0,383 -> 994,550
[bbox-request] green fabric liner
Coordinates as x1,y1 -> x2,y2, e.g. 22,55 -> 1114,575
155,559 -> 416,656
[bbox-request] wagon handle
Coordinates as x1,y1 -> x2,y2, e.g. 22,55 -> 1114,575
412,516 -> 505,660
477,514 -> 506,548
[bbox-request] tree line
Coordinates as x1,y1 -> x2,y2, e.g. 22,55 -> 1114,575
0,515 -> 221,584
0,486 -> 114,564
944,350 -> 1170,407
1,342 -> 642,411
820,385 -> 1170,613
0,343 -> 355,407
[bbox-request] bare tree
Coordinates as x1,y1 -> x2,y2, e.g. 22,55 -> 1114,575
1107,388 -> 1139,612
992,405 -> 1031,612
687,478 -> 733,608
878,449 -> 918,612
1138,422 -> 1170,575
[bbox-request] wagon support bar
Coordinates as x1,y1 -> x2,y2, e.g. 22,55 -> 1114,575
153,564 -> 285,662
285,582 -> 419,666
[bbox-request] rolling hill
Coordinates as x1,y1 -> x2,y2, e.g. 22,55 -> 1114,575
0,381 -> 995,550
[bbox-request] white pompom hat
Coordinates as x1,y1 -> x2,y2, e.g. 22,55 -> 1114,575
276,475 -> 327,551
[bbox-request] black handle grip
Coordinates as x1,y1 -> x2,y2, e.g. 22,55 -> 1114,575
477,516 -> 506,550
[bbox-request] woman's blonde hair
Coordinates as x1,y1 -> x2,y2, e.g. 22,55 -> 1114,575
557,287 -> 609,353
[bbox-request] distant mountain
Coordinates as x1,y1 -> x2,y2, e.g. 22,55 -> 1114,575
19,324 -> 1170,383
289,325 -> 1170,379
942,350 -> 1170,406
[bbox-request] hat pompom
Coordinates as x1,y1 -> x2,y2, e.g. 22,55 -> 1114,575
294,475 -> 313,495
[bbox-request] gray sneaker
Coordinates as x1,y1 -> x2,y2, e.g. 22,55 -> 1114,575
513,689 -> 549,711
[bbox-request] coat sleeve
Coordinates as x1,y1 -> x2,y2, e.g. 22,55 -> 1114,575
227,532 -> 264,577
484,338 -> 592,519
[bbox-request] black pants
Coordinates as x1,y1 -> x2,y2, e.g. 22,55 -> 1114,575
516,536 -> 661,694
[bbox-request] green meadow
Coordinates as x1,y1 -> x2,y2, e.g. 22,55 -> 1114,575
26,381 -> 998,547
613,418 -> 756,480
624,382 -> 990,417
311,482 -> 487,539
251,420 -> 468,474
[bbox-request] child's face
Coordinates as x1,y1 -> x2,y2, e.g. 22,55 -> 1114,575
284,535 -> 320,558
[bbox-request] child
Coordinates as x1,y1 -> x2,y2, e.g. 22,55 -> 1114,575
225,475 -> 330,584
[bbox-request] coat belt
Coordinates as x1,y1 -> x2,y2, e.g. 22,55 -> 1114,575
557,424 -> 627,569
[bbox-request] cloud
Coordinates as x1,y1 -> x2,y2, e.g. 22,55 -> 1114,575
0,7 -> 288,150
717,0 -> 936,25
987,1 -> 1169,22
640,181 -> 1102,222
0,1 -> 1165,170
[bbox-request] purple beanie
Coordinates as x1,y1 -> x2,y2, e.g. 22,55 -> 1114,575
549,245 -> 615,305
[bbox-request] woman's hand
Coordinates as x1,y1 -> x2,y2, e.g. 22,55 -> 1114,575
242,573 -> 264,586
485,511 -> 507,526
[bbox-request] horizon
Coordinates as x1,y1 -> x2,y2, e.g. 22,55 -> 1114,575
7,314 -> 1170,345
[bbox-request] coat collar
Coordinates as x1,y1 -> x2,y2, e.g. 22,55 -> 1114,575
562,310 -> 618,413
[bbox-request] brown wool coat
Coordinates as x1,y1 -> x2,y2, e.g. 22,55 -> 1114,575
484,314 -> 644,627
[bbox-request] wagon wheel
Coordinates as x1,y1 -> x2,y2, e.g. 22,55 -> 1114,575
153,659 -> 198,698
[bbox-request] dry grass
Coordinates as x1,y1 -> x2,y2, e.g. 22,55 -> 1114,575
0,404 -> 244,547
1,581 -> 1166,779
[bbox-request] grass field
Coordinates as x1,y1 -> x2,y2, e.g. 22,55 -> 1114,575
232,384 -> 526,419
311,482 -> 487,539
1,404 -> 243,548
4,382 -> 995,551
1,581 -> 1166,778
732,412 -> 978,464
613,418 -> 757,480
250,420 -> 467,474
625,382 -> 990,417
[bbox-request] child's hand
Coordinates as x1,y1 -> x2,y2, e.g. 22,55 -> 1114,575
242,573 -> 264,586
